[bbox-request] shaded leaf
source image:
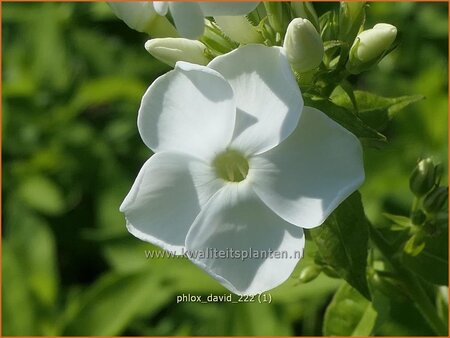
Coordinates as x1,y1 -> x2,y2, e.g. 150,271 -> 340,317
402,229 -> 448,285
309,192 -> 371,299
305,96 -> 387,148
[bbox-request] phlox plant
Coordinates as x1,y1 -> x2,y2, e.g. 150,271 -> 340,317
2,1 -> 448,336
111,2 -> 448,336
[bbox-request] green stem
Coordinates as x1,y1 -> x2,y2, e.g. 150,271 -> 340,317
411,196 -> 421,214
369,227 -> 447,336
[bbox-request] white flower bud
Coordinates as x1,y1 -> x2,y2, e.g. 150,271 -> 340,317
145,38 -> 209,67
283,18 -> 324,73
347,23 -> 397,72
214,16 -> 262,44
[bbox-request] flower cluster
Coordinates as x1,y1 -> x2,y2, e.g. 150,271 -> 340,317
109,1 -> 399,294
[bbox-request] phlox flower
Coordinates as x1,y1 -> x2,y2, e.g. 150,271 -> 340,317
121,44 -> 364,295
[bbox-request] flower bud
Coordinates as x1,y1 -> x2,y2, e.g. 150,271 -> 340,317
144,38 -> 209,67
283,18 -> 324,73
346,23 -> 397,74
423,186 -> 448,214
108,2 -> 177,38
403,232 -> 426,256
409,158 -> 436,197
298,265 -> 321,283
214,16 -> 263,44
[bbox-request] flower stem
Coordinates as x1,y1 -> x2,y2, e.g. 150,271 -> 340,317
369,226 -> 447,336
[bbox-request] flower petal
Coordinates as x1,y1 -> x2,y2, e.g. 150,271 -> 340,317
185,182 -> 304,295
108,2 -> 157,33
152,1 -> 169,16
120,152 -> 224,254
169,2 -> 205,39
199,2 -> 260,16
208,45 -> 303,155
250,106 -> 365,229
138,62 -> 235,161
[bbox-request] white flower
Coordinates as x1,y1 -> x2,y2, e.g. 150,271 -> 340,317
109,1 -> 259,39
120,45 -> 364,295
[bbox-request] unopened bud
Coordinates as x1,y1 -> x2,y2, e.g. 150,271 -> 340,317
409,158 -> 436,197
298,265 -> 321,283
283,18 -> 324,73
404,232 -> 426,256
347,23 -> 397,74
108,2 -> 177,37
423,186 -> 448,214
145,38 -> 209,67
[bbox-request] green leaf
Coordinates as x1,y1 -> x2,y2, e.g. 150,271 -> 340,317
13,217 -> 59,307
305,96 -> 387,148
17,175 -> 65,215
332,91 -> 424,131
2,241 -> 37,335
402,229 -> 448,285
3,201 -> 60,335
63,271 -> 172,335
323,283 -> 377,336
383,213 -> 412,229
71,76 -> 146,113
309,192 -> 371,299
230,303 -> 291,335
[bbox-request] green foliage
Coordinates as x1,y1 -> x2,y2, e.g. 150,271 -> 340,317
402,229 -> 448,285
332,90 -> 424,132
310,192 -> 370,299
305,96 -> 387,148
63,271 -> 173,335
323,283 -> 377,336
2,1 -> 448,336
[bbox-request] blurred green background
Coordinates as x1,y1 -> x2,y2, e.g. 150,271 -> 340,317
2,2 -> 448,336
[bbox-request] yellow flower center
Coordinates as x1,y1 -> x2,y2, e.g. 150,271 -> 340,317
213,149 -> 249,182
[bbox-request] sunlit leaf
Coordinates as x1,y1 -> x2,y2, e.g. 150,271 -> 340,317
332,90 -> 424,131
63,271 -> 172,335
17,175 -> 65,215
323,283 -> 377,336
2,242 -> 37,335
